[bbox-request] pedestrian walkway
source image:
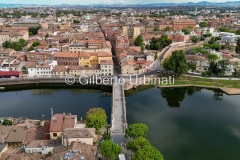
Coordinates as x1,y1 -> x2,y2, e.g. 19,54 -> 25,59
111,77 -> 127,146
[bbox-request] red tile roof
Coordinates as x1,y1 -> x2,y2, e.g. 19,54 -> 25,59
49,114 -> 65,132
43,121 -> 51,133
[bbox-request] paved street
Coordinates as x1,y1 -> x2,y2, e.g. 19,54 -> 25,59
111,77 -> 126,146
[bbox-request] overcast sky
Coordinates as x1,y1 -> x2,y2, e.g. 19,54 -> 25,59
3,0 -> 230,5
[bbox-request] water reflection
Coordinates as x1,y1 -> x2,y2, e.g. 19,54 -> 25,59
161,87 -> 223,108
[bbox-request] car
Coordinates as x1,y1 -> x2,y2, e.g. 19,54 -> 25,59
157,70 -> 161,73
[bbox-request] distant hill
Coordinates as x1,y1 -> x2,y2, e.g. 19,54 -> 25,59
1,1 -> 240,8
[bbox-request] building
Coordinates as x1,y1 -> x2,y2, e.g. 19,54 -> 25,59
0,144 -> 8,159
5,126 -> 28,147
50,114 -> 65,140
159,20 -> 173,31
100,60 -> 114,76
0,27 -> 29,46
54,52 -> 79,66
186,55 -> 209,72
114,35 -> 129,49
26,52 -> 52,62
168,32 -> 190,42
62,128 -> 95,146
24,140 -> 57,155
172,19 -> 196,31
123,25 -> 141,38
27,60 -> 57,77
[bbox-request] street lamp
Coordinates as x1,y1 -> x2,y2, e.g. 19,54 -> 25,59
42,115 -> 45,121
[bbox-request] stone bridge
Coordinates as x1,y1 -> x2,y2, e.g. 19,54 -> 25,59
110,77 -> 127,146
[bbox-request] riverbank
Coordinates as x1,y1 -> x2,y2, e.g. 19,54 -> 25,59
0,83 -> 112,93
156,75 -> 240,95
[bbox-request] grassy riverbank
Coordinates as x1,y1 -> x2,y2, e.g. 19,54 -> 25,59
168,76 -> 240,89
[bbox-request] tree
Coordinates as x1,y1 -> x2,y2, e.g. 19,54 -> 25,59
28,26 -> 41,35
49,44 -> 52,48
134,35 -> 144,47
191,36 -> 199,43
2,38 -> 26,51
163,50 -> 188,75
218,60 -> 227,75
126,137 -> 150,153
164,26 -> 171,31
208,54 -> 218,62
188,62 -> 197,72
28,46 -> 34,51
3,119 -> 12,126
154,53 -> 158,60
100,140 -> 122,160
145,44 -> 150,50
203,33 -> 212,37
32,41 -> 41,47
73,20 -> 80,23
182,28 -> 190,35
125,123 -> 148,139
132,145 -> 164,160
85,108 -> 107,132
236,38 -> 240,53
45,33 -> 49,38
199,21 -> 208,27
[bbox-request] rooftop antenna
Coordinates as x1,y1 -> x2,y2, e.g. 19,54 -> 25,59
51,108 -> 53,118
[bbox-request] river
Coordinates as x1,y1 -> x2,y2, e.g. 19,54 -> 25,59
1,87 -> 240,160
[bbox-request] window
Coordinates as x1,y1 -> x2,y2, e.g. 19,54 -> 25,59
53,133 -> 57,137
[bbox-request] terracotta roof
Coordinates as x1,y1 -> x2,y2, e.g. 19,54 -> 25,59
62,115 -> 77,130
49,114 -> 65,132
43,121 -> 51,133
186,55 -> 206,61
54,52 -> 79,58
5,126 -> 28,143
64,128 -> 95,138
100,60 -> 113,65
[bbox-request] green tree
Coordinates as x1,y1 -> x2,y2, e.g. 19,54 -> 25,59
200,50 -> 208,57
127,137 -> 150,153
32,41 -> 41,47
2,119 -> 12,126
28,46 -> 34,51
191,36 -> 199,43
208,54 -> 218,62
85,108 -> 107,132
218,60 -> 227,75
125,123 -> 148,139
236,38 -> 240,53
154,53 -> 158,60
188,62 -> 197,72
45,33 -> 49,38
199,21 -> 208,27
132,145 -> 164,160
203,33 -> 212,37
29,26 -> 41,35
182,28 -> 190,34
73,20 -> 80,23
134,35 -> 144,47
163,50 -> 188,75
100,140 -> 122,160
162,58 -> 172,72
164,26 -> 171,31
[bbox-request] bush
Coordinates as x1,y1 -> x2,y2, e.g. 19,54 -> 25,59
3,119 -> 12,126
